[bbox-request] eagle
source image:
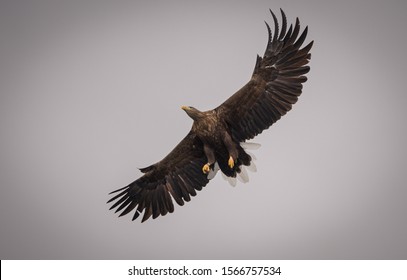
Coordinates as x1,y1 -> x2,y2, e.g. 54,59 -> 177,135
107,9 -> 313,222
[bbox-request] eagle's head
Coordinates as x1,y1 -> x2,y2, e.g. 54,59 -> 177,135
181,105 -> 203,121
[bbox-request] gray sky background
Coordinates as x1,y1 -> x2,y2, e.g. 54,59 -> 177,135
1,0 -> 407,259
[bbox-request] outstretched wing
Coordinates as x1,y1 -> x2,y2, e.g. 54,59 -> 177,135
107,131 -> 210,222
216,9 -> 313,142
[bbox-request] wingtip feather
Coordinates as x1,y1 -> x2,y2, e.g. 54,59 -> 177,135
278,8 -> 287,40
269,9 -> 279,41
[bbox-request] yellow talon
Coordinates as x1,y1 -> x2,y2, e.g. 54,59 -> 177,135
228,156 -> 234,169
202,163 -> 210,174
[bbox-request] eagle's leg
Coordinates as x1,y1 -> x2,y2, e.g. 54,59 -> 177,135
223,132 -> 238,169
228,156 -> 235,169
202,144 -> 215,174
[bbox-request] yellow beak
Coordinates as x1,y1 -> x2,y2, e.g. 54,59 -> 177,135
181,105 -> 189,111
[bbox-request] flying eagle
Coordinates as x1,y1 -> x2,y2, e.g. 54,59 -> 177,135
108,9 -> 313,222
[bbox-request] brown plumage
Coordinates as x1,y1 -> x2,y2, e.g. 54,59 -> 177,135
107,9 -> 313,222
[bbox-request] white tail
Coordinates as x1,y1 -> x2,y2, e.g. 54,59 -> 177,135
220,141 -> 261,186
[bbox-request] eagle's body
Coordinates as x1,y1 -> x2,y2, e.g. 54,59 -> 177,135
191,109 -> 223,145
108,9 -> 313,222
186,106 -> 252,177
